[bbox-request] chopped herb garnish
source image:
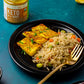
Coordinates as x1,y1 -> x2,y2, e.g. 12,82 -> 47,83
34,33 -> 37,36
39,31 -> 43,33
49,45 -> 53,49
27,47 -> 31,51
61,30 -> 66,33
48,62 -> 52,67
39,56 -> 42,58
56,42 -> 59,45
29,47 -> 31,51
46,27 -> 50,30
24,52 -> 26,55
65,37 -> 67,39
19,41 -> 24,44
21,50 -> 26,55
43,30 -> 46,32
31,38 -> 34,44
21,50 -> 24,54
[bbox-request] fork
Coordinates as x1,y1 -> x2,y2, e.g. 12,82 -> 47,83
38,44 -> 84,84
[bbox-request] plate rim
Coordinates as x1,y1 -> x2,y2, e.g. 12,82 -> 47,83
73,80 -> 84,84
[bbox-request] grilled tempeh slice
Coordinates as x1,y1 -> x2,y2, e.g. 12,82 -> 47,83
39,29 -> 58,39
17,38 -> 41,56
32,24 -> 48,33
17,24 -> 58,56
32,24 -> 58,38
22,31 -> 48,44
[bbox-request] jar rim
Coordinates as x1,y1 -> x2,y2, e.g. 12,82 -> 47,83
4,0 -> 28,5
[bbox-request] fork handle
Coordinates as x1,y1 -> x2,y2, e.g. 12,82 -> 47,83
38,63 -> 66,84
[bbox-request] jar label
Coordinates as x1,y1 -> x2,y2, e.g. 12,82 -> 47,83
4,1 -> 28,23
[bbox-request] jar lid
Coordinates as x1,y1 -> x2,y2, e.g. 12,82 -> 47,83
4,0 -> 28,5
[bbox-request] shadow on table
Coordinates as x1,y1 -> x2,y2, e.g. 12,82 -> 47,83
0,81 -> 5,84
11,59 -> 84,84
22,65 -> 84,83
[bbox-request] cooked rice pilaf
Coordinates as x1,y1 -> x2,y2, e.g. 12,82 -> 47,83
33,32 -> 80,71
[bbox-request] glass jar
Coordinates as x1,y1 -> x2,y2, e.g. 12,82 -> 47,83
4,0 -> 29,23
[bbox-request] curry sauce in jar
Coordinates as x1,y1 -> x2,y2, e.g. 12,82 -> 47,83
4,0 -> 29,23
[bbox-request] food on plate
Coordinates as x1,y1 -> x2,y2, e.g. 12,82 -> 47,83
17,24 -> 81,71
38,29 -> 58,39
22,31 -> 48,44
17,38 -> 41,56
32,30 -> 80,71
32,24 -> 58,38
32,24 -> 48,33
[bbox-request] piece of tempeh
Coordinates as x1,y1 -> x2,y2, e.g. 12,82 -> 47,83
31,24 -> 58,38
32,24 -> 48,33
22,31 -> 48,44
17,38 -> 41,56
39,29 -> 58,38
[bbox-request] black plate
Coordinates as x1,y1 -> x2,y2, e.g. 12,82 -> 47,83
8,19 -> 84,76
73,80 -> 84,84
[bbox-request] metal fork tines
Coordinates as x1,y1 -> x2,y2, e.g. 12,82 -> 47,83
71,44 -> 84,61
